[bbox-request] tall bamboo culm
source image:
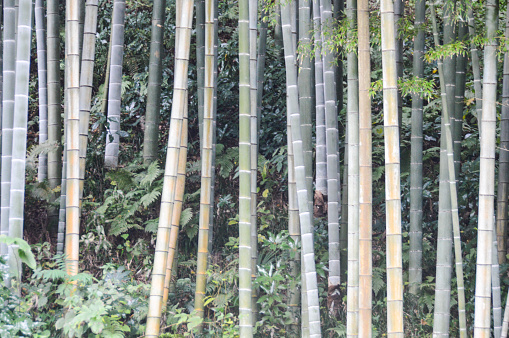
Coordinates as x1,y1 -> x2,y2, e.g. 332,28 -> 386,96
194,0 -> 217,328
0,0 -> 16,256
248,0 -> 258,321
104,0 -> 126,169
78,0 -> 99,206
281,3 -> 321,336
162,100 -> 188,304
408,0 -> 425,295
321,0 -> 341,292
7,0 -> 32,282
238,0 -> 253,331
497,2 -> 509,264
358,0 -> 371,334
142,0 -> 166,164
346,0 -> 359,333
35,0 -> 48,182
145,0 -> 194,335
474,0 -> 498,335
47,0 -> 62,234
429,5 -> 467,335
380,0 -> 404,334
64,0 -> 81,277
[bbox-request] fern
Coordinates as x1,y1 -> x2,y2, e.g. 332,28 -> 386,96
26,141 -> 59,170
139,188 -> 162,208
139,161 -> 163,187
180,208 -> 193,227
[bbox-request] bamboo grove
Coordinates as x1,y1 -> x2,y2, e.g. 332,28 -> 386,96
3,0 -> 509,336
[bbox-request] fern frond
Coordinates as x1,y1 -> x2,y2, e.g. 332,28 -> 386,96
180,208 -> 193,227
140,161 -> 163,187
140,189 -> 161,208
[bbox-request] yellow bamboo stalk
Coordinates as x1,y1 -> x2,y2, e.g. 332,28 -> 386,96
64,0 -> 81,277
145,0 -> 194,335
380,0 -> 404,335
358,0 -> 372,335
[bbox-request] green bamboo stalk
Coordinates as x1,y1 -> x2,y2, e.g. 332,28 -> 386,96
100,37 -> 112,117
408,0 -> 425,296
35,0 -> 48,182
443,0 -> 456,164
321,0 -> 342,293
429,6 -> 467,335
380,0 -> 404,334
453,20 -> 467,176
78,0 -> 99,209
104,0 -> 126,169
358,0 -> 371,334
7,0 -> 32,282
238,0 -> 253,331
474,0 -> 498,335
394,0 -> 403,132
145,0 -> 194,335
79,0 -> 85,60
47,0 -> 62,191
281,3 -> 321,336
498,7 -> 509,265
195,0 -> 217,327
314,0 -> 327,200
47,0 -> 63,245
468,6 -> 482,131
1,0 -> 16,256
493,233 -> 502,338
502,294 -> 509,338
196,0 -> 204,147
57,143 -> 67,254
313,0 -> 327,200
142,0 -> 166,164
248,0 -> 258,322
346,0 -> 359,333
298,0 -> 313,216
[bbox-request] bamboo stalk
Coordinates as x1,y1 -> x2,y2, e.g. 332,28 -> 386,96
145,0 -> 194,335
35,0 -> 48,182
380,0 -> 404,334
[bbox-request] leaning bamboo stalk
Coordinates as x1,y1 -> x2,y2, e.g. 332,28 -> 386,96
281,3 -> 321,336
7,0 -> 32,281
358,0 -> 371,334
502,293 -> 509,337
380,0 -> 404,334
194,0 -> 217,327
104,0 -> 126,169
162,100 -> 188,304
453,21 -> 467,176
0,0 -> 16,256
429,5 -> 467,334
474,0 -> 498,334
468,6 -> 482,131
78,0 -> 99,207
145,0 -> 194,335
35,0 -> 48,182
